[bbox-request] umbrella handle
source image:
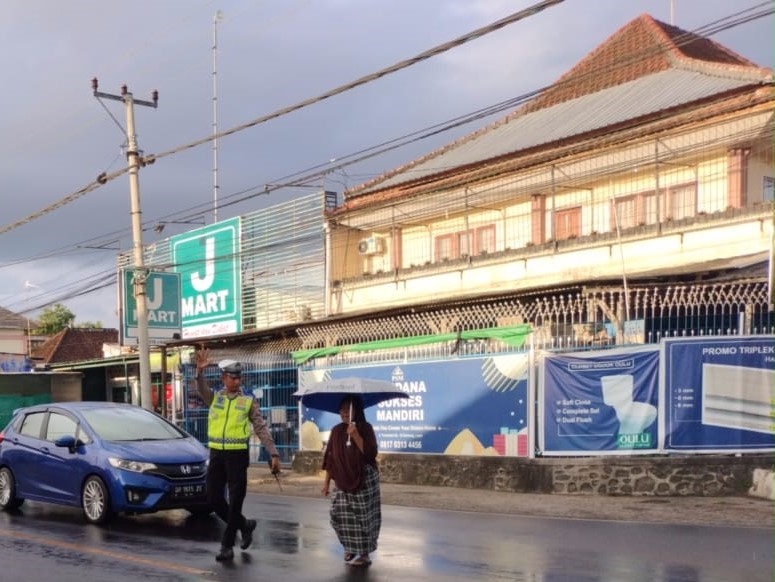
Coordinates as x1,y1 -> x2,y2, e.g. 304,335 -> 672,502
347,401 -> 353,446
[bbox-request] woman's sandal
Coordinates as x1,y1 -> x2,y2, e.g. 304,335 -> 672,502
343,553 -> 356,562
348,556 -> 372,567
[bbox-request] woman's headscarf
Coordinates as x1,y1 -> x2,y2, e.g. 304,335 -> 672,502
339,394 -> 366,424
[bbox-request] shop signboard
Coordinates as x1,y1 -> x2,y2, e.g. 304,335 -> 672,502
662,336 -> 775,452
539,345 -> 660,455
170,218 -> 242,338
298,353 -> 530,456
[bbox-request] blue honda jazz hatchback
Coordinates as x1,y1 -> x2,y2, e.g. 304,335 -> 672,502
0,401 -> 210,524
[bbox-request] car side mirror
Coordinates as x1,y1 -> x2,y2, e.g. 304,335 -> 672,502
54,435 -> 81,451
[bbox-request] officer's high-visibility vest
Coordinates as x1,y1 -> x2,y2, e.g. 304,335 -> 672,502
208,392 -> 254,450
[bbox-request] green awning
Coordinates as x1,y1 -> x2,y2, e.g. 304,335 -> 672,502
291,324 -> 531,365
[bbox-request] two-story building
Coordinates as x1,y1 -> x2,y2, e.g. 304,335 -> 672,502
316,14 -> 772,347
155,15 -> 772,473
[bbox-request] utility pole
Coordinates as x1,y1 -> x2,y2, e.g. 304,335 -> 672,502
92,78 -> 158,410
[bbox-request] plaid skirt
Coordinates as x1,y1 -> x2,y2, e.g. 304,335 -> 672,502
330,464 -> 381,555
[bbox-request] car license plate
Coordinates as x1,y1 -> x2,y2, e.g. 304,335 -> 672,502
173,484 -> 205,498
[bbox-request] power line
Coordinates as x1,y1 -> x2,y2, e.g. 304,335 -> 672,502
3,2 -> 771,270
3,2 -> 770,258
0,0 -> 565,238
1,2 -> 771,314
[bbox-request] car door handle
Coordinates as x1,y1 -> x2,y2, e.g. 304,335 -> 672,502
40,446 -> 50,454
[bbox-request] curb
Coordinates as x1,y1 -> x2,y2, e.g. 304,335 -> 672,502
748,468 -> 775,500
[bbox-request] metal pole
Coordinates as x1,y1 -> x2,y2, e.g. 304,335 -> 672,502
160,345 -> 168,418
92,79 -> 158,410
212,10 -> 223,224
611,195 -> 631,340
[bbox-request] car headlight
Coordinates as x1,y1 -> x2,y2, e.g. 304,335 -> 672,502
108,457 -> 158,473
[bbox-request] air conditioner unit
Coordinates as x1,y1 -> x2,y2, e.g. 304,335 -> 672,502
358,236 -> 385,256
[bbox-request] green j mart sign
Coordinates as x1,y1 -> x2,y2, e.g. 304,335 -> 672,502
121,270 -> 182,345
171,217 -> 242,339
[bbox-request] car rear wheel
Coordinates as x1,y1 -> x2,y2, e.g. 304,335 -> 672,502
82,476 -> 113,524
0,467 -> 24,510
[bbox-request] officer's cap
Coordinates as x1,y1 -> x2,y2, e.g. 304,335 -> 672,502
218,359 -> 242,375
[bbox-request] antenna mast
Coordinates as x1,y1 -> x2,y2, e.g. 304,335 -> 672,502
212,10 -> 224,223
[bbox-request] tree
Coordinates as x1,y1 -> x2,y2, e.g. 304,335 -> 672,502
34,303 -> 75,334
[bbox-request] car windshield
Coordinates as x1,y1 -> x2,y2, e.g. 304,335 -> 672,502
81,407 -> 187,442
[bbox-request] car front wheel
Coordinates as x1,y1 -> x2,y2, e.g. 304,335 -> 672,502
82,476 -> 113,524
0,467 -> 24,510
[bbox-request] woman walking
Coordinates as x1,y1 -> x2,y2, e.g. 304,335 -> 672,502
321,395 -> 381,567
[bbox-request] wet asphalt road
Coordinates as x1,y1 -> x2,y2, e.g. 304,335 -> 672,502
0,492 -> 771,582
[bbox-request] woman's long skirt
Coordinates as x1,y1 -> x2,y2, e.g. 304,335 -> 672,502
330,464 -> 381,555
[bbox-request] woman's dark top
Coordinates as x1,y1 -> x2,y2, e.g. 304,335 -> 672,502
322,421 -> 378,493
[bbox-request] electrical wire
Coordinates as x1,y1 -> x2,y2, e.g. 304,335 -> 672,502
1,1 -> 771,314
3,2 -> 769,253
0,0 -> 565,239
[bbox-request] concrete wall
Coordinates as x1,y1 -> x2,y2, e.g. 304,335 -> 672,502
0,328 -> 26,356
292,450 -> 775,497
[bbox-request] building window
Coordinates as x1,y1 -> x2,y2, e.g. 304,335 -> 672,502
764,176 -> 774,202
613,195 -> 638,229
476,225 -> 496,253
667,183 -> 697,220
457,231 -> 473,257
555,207 -> 581,239
612,191 -> 661,230
434,224 -> 496,261
643,192 -> 658,224
435,234 -> 454,261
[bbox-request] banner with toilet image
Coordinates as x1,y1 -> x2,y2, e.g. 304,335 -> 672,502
539,345 -> 660,455
661,336 -> 775,452
297,353 -> 532,456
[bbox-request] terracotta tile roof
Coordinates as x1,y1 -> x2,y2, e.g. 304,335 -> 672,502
522,13 -> 759,113
344,13 -> 771,200
33,328 -> 119,364
0,306 -> 31,329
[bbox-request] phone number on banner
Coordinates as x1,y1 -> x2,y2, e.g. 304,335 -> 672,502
379,440 -> 422,449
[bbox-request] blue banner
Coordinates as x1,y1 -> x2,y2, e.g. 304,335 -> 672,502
298,354 -> 530,456
541,346 -> 659,455
662,336 -> 775,452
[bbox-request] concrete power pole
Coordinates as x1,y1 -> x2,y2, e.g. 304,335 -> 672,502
92,78 -> 158,410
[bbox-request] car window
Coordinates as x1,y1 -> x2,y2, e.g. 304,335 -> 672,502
45,412 -> 85,443
76,424 -> 92,444
18,412 -> 46,438
82,407 -> 187,441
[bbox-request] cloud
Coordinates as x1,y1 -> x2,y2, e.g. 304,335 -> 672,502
0,0 -> 771,327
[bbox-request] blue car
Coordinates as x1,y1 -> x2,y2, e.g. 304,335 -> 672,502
0,401 -> 210,524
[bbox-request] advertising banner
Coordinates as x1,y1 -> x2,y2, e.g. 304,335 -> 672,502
540,345 -> 660,455
298,353 -> 530,456
662,336 -> 775,452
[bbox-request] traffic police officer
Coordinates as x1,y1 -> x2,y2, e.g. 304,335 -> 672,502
196,348 -> 281,562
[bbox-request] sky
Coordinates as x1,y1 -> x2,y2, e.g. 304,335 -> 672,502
0,0 -> 772,330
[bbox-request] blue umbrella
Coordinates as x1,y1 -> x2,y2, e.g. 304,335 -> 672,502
293,376 -> 408,413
